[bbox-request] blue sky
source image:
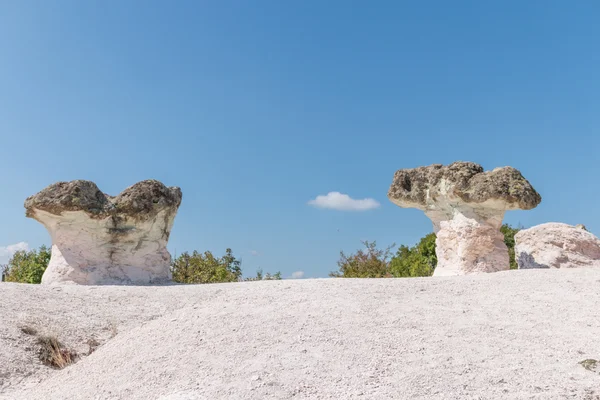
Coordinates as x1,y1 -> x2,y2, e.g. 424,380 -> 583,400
1,1 -> 599,278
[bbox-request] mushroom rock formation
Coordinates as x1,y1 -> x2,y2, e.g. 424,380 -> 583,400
515,223 -> 600,269
24,180 -> 182,285
388,162 -> 541,276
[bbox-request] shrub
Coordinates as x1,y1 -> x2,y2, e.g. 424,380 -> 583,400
500,224 -> 521,269
330,241 -> 395,278
244,269 -> 282,281
3,245 -> 51,284
332,224 -> 520,278
171,248 -> 242,284
390,233 -> 437,277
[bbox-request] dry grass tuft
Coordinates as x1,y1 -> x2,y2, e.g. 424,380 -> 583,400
37,336 -> 77,369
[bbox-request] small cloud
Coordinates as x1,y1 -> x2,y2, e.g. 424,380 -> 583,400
250,250 -> 260,257
291,271 -> 305,279
0,242 -> 30,264
308,192 -> 380,211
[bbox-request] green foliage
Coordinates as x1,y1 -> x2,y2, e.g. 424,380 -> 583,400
244,268 -> 282,281
4,245 -> 52,284
390,233 -> 437,277
330,240 -> 395,278
500,223 -> 521,269
171,248 -> 242,284
332,224 -> 521,278
171,249 -> 281,283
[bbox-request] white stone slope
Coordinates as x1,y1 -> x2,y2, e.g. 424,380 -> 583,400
2,270 -> 600,400
516,223 -> 600,269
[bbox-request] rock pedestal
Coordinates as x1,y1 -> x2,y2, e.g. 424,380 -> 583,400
388,162 -> 541,276
24,180 -> 182,285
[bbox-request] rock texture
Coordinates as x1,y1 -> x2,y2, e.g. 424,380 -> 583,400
24,180 -> 182,285
4,269 -> 600,399
388,162 -> 541,276
515,223 -> 600,269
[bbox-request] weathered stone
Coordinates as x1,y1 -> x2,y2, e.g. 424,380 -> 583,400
24,180 -> 182,285
515,223 -> 600,269
388,162 -> 541,276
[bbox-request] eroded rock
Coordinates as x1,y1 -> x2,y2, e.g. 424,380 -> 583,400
25,180 -> 182,285
388,162 -> 541,276
515,223 -> 600,269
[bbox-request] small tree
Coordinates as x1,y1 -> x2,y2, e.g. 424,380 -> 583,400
390,233 -> 437,277
171,248 -> 242,284
4,245 -> 52,284
330,240 -> 395,278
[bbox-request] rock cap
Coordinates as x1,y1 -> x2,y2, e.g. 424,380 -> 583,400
388,161 -> 541,211
25,179 -> 182,220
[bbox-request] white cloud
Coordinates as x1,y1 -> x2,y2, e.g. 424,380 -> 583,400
308,192 -> 380,211
250,250 -> 260,257
291,270 -> 305,279
0,242 -> 30,264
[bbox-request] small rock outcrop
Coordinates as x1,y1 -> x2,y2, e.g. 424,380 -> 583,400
25,180 -> 182,285
388,162 -> 541,276
515,223 -> 600,269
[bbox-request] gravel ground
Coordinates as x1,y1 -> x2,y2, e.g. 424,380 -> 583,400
2,269 -> 600,399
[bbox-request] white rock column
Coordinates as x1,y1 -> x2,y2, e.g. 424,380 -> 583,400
429,211 -> 509,276
33,209 -> 175,285
25,179 -> 182,285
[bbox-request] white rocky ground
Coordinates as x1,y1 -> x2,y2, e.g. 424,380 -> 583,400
2,269 -> 600,399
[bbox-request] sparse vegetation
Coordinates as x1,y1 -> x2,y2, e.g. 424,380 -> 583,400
19,323 -> 79,369
244,269 -> 282,281
36,336 -> 77,369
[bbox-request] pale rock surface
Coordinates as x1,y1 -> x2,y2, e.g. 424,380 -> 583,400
2,270 -> 600,399
24,180 -> 182,285
388,162 -> 541,276
515,222 -> 600,269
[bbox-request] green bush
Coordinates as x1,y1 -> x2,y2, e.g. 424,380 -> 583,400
390,233 -> 437,277
171,248 -> 281,283
329,241 -> 395,278
171,248 -> 242,284
332,224 -> 521,278
500,224 -> 521,269
3,245 -> 51,284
